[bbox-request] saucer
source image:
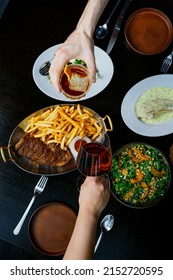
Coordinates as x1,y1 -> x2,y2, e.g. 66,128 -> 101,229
28,202 -> 76,256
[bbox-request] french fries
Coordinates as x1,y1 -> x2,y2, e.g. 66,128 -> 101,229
24,104 -> 103,150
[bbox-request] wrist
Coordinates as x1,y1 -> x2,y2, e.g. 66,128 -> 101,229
79,206 -> 100,222
76,0 -> 109,38
76,18 -> 95,39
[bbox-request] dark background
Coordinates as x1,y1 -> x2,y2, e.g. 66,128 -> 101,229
0,0 -> 173,260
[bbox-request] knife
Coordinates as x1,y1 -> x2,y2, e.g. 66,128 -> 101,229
106,0 -> 132,54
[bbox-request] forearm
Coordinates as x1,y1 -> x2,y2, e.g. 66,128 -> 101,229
63,209 -> 99,260
76,0 -> 110,37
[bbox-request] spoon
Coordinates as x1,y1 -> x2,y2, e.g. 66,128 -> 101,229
95,0 -> 122,39
94,214 -> 114,253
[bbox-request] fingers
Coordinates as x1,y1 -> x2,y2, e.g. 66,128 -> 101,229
49,47 -> 71,92
82,176 -> 110,191
80,42 -> 96,83
79,175 -> 110,217
49,56 -> 64,92
49,39 -> 97,92
85,55 -> 96,83
49,64 -> 62,92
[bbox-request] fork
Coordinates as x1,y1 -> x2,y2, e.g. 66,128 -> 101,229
39,61 -> 51,76
13,175 -> 48,235
160,48 -> 173,73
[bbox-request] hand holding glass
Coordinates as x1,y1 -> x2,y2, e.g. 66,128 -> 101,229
76,134 -> 112,177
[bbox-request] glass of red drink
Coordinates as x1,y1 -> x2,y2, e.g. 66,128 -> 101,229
76,133 -> 112,193
60,64 -> 92,100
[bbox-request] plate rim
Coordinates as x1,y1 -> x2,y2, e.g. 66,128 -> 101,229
9,104 -> 107,175
28,202 -> 77,256
121,74 -> 173,137
110,141 -> 171,209
124,7 -> 173,55
32,44 -> 114,102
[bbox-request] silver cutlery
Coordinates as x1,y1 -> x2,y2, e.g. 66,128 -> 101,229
160,48 -> 173,73
106,0 -> 132,54
95,0 -> 122,39
13,175 -> 48,235
94,214 -> 114,253
39,61 -> 51,76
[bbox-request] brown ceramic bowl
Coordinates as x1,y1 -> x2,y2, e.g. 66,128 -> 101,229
110,142 -> 171,209
124,8 -> 173,55
28,202 -> 76,256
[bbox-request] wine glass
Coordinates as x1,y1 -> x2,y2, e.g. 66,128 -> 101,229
76,134 -> 112,190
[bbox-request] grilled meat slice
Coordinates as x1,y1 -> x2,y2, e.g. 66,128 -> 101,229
15,134 -> 72,166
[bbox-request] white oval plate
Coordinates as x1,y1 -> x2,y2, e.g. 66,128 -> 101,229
32,44 -> 114,101
121,74 -> 173,137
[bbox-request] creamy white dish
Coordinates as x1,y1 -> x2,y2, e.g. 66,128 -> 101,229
135,87 -> 173,124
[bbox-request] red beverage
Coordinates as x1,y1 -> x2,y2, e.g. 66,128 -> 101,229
76,142 -> 112,176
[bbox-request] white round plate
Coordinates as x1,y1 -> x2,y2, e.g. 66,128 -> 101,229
32,44 -> 114,101
121,74 -> 173,137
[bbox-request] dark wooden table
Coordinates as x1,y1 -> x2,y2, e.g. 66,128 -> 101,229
0,0 -> 173,260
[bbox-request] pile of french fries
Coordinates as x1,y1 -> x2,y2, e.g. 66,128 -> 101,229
24,104 -> 103,150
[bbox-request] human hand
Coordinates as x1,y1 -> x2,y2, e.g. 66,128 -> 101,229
79,176 -> 110,219
49,29 -> 96,92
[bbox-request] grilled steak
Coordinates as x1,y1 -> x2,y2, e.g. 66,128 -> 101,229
15,134 -> 72,166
